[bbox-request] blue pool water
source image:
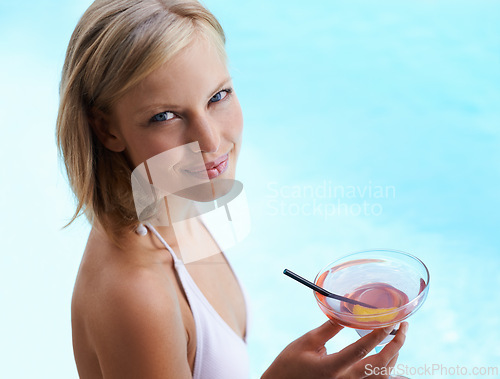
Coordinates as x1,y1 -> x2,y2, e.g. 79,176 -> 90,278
0,0 -> 499,378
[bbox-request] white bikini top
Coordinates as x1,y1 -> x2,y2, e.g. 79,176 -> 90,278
144,223 -> 250,379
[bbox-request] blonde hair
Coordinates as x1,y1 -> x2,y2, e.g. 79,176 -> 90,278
56,0 -> 226,237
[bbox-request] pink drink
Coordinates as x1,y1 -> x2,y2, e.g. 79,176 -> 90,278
342,282 -> 409,312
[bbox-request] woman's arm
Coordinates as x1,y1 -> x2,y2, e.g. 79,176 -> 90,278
262,320 -> 407,379
88,269 -> 193,379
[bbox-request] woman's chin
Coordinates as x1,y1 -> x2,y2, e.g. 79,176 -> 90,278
173,176 -> 236,202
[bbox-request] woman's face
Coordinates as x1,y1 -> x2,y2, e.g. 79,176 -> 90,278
103,34 -> 243,200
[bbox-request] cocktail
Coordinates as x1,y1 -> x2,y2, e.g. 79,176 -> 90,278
314,249 -> 429,345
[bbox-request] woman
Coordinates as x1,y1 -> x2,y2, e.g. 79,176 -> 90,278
57,0 -> 408,378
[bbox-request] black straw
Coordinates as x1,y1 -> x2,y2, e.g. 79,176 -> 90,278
283,269 -> 377,309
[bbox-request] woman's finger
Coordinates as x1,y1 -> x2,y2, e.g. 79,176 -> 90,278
328,326 -> 394,370
386,353 -> 399,374
349,323 -> 408,378
370,323 -> 407,366
303,319 -> 344,348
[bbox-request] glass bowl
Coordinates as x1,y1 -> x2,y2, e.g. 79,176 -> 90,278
314,249 -> 429,330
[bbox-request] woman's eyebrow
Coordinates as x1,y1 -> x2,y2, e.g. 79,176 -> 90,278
134,76 -> 233,117
135,102 -> 180,118
208,76 -> 233,97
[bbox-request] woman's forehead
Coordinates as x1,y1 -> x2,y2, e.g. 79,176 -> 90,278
114,36 -> 230,115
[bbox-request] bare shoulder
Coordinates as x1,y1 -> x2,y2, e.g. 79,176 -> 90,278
72,227 -> 193,379
91,267 -> 191,378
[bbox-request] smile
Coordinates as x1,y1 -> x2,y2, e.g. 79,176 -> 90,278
184,154 -> 229,179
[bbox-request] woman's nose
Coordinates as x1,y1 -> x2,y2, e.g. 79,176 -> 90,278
188,114 -> 220,153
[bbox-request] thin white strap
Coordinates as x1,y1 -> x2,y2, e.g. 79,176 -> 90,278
144,222 -> 180,264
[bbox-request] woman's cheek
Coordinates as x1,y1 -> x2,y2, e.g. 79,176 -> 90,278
228,98 -> 244,140
142,132 -> 185,161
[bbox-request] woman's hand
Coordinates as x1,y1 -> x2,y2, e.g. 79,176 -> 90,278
261,321 -> 408,379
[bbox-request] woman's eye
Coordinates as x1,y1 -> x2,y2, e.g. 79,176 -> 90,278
151,111 -> 175,123
209,89 -> 231,104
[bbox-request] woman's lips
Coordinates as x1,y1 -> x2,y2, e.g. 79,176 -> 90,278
206,157 -> 228,179
184,154 -> 229,179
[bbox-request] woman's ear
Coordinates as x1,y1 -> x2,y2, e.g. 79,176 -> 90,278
89,108 -> 126,152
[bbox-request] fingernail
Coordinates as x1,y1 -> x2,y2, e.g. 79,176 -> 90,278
383,326 -> 394,334
401,322 -> 409,335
